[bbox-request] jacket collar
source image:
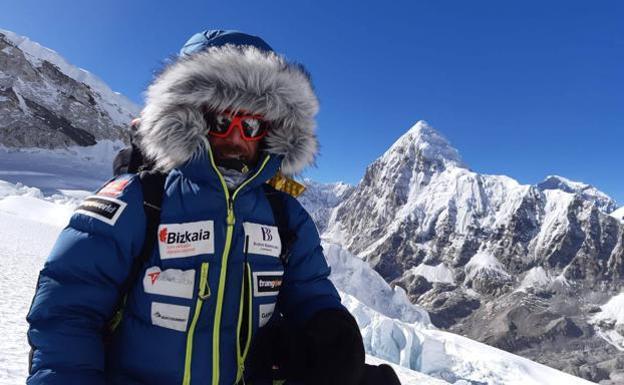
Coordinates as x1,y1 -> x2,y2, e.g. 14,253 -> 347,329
177,146 -> 282,195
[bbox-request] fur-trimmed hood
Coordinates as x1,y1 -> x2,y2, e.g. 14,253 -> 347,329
138,43 -> 319,175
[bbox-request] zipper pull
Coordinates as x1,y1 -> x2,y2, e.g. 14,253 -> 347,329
198,282 -> 211,300
198,263 -> 210,300
227,200 -> 235,226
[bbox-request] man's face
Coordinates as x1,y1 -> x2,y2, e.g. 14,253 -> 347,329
207,112 -> 263,168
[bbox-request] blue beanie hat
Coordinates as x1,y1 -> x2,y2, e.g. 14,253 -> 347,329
179,29 -> 274,56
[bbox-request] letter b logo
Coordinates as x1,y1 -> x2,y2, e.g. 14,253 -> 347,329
261,227 -> 272,241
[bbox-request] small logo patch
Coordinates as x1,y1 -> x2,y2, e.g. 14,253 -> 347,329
143,266 -> 195,299
243,222 -> 282,258
253,271 -> 284,297
97,179 -> 130,197
259,303 -> 276,327
75,195 -> 127,226
158,221 -> 214,259
151,302 -> 190,332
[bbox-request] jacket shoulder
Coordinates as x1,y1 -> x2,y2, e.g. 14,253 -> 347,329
71,174 -> 145,233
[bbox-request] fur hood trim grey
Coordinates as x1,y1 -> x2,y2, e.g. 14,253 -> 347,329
138,45 -> 319,175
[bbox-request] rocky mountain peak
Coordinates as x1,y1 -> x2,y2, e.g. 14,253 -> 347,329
380,120 -> 466,174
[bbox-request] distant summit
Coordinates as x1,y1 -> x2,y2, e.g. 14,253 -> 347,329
537,175 -> 617,213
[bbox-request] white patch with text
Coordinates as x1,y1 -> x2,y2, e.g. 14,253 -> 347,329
143,266 -> 195,299
158,220 -> 214,259
243,222 -> 281,258
259,303 -> 276,327
151,302 -> 190,332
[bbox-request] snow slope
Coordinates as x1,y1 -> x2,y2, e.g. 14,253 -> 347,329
611,207 -> 624,223
0,179 -> 595,384
591,292 -> 624,351
0,140 -> 122,195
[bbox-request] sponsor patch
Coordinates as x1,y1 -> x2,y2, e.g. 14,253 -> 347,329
259,303 -> 276,328
143,266 -> 195,299
151,302 -> 190,332
97,179 -> 130,197
253,271 -> 284,297
158,220 -> 214,259
75,195 -> 127,226
243,222 -> 281,258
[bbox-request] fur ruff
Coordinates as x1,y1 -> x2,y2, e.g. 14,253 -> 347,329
138,45 -> 319,175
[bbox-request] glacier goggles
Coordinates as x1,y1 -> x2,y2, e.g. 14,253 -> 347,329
205,110 -> 269,141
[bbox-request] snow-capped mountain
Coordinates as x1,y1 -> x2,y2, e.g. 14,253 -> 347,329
0,28 -> 138,149
321,121 -> 624,383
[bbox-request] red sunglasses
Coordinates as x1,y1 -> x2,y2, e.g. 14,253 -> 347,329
205,111 -> 270,141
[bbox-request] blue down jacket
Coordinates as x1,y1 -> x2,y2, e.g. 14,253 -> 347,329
26,150 -> 343,385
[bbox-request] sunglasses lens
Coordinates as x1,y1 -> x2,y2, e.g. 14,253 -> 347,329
213,115 -> 232,134
241,118 -> 263,138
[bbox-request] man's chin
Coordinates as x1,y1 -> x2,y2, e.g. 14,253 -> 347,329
214,156 -> 251,172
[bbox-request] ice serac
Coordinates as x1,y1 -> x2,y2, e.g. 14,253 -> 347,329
0,28 -> 138,149
321,121 -> 624,383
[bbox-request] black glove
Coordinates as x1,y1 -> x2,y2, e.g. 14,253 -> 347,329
282,308 -> 365,385
360,363 -> 402,385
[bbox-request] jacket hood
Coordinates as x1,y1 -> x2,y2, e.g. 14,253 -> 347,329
138,41 -> 319,175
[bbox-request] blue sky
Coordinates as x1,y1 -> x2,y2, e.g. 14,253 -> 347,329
2,0 -> 623,204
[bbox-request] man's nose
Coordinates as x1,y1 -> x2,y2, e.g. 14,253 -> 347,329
224,123 -> 245,144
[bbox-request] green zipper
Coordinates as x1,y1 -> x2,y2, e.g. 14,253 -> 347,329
190,148 -> 271,385
235,261 -> 253,383
182,262 -> 210,385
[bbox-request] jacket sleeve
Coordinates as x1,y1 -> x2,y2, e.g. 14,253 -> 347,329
277,194 -> 345,325
26,176 -> 146,385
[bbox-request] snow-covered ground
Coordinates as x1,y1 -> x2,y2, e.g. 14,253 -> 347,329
0,183 -> 82,384
0,170 -> 596,384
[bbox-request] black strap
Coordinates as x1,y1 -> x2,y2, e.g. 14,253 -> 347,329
262,184 -> 296,267
128,171 -> 167,289
105,171 -> 166,337
121,171 -> 167,296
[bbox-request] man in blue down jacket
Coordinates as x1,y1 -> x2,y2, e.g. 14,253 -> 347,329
25,30 -> 377,385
